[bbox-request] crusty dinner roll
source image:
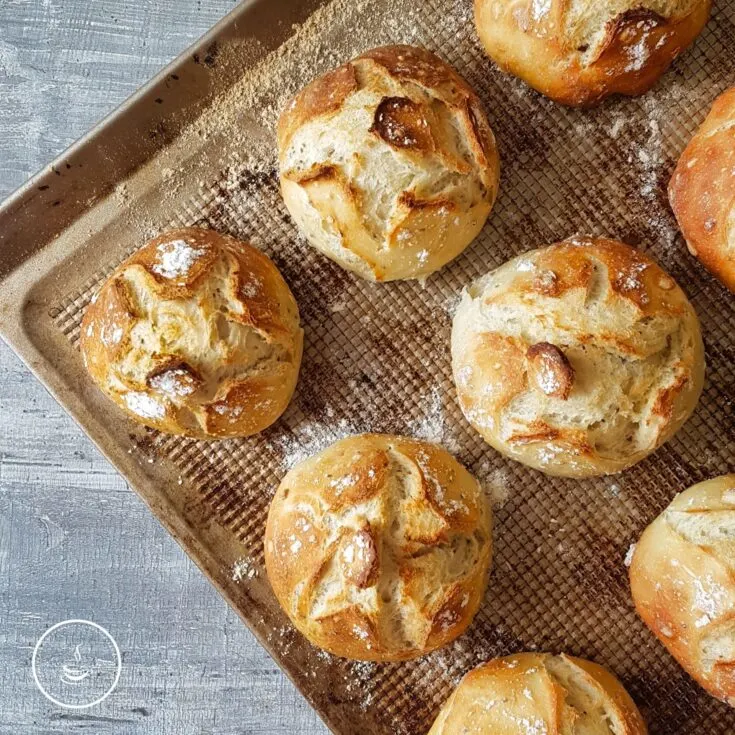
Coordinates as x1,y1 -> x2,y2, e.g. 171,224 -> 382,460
429,653 -> 648,734
80,228 -> 303,439
669,87 -> 735,293
629,475 -> 735,707
277,45 -> 500,281
474,0 -> 711,106
451,236 -> 704,478
264,434 -> 492,661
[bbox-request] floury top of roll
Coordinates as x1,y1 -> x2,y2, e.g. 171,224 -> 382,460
670,86 -> 735,294
265,434 -> 492,662
474,0 -> 712,105
278,45 -> 500,282
630,475 -> 735,707
80,228 -> 303,439
451,236 -> 705,477
428,653 -> 648,734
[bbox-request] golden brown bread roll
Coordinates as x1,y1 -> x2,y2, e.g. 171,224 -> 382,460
669,87 -> 735,293
428,653 -> 648,734
277,45 -> 500,281
80,227 -> 303,439
474,0 -> 711,106
264,434 -> 492,661
451,236 -> 704,477
629,475 -> 735,707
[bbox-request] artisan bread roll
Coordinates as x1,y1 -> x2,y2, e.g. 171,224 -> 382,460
669,87 -> 735,293
629,475 -> 735,707
80,227 -> 303,439
451,236 -> 704,478
474,0 -> 711,106
429,653 -> 648,734
277,45 -> 500,281
264,434 -> 492,661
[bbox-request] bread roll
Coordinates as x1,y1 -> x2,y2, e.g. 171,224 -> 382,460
264,434 -> 492,661
277,45 -> 500,282
669,87 -> 735,293
629,475 -> 735,707
474,0 -> 711,106
429,653 -> 648,734
80,228 -> 303,439
451,236 -> 704,478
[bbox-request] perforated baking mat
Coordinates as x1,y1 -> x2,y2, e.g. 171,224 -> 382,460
1,0 -> 734,732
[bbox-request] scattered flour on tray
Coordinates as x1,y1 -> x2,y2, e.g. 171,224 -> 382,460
231,556 -> 258,582
409,386 -> 446,444
267,413 -> 356,471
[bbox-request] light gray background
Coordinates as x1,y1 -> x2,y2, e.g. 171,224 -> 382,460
0,2 -> 329,733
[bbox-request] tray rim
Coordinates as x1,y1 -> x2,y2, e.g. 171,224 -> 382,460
0,2 -> 347,733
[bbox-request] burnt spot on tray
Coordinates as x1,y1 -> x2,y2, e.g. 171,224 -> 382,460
193,42 -> 219,69
148,121 -> 168,141
237,168 -> 278,192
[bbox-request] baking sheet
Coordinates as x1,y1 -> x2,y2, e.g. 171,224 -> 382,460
1,0 -> 734,732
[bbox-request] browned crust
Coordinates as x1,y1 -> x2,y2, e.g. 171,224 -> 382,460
80,276 -> 137,371
342,527 -> 380,589
455,332 -> 528,419
651,371 -> 690,419
669,86 -> 735,293
79,227 -> 303,439
201,363 -> 301,438
277,45 -> 499,282
278,44 -> 496,176
455,236 -> 703,477
277,62 -> 358,153
591,8 -> 667,63
132,230 -> 219,290
145,357 -> 203,397
264,434 -> 492,662
369,96 -> 435,152
474,0 -> 712,106
521,236 -> 688,316
630,475 -> 735,706
324,446 -> 390,509
429,653 -> 648,734
357,45 -> 478,100
507,423 -> 594,457
397,190 -> 456,213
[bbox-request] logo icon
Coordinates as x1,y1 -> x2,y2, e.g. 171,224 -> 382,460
32,620 -> 121,709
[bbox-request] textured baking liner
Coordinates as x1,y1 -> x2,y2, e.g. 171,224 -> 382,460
46,0 -> 735,732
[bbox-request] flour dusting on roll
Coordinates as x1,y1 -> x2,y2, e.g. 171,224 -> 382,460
474,0 -> 711,106
80,227 -> 303,439
630,475 -> 735,707
451,236 -> 704,477
278,45 -> 500,281
670,86 -> 735,293
265,434 -> 492,661
429,653 -> 648,734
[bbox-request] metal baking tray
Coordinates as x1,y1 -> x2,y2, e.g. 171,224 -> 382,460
1,0 -> 734,732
